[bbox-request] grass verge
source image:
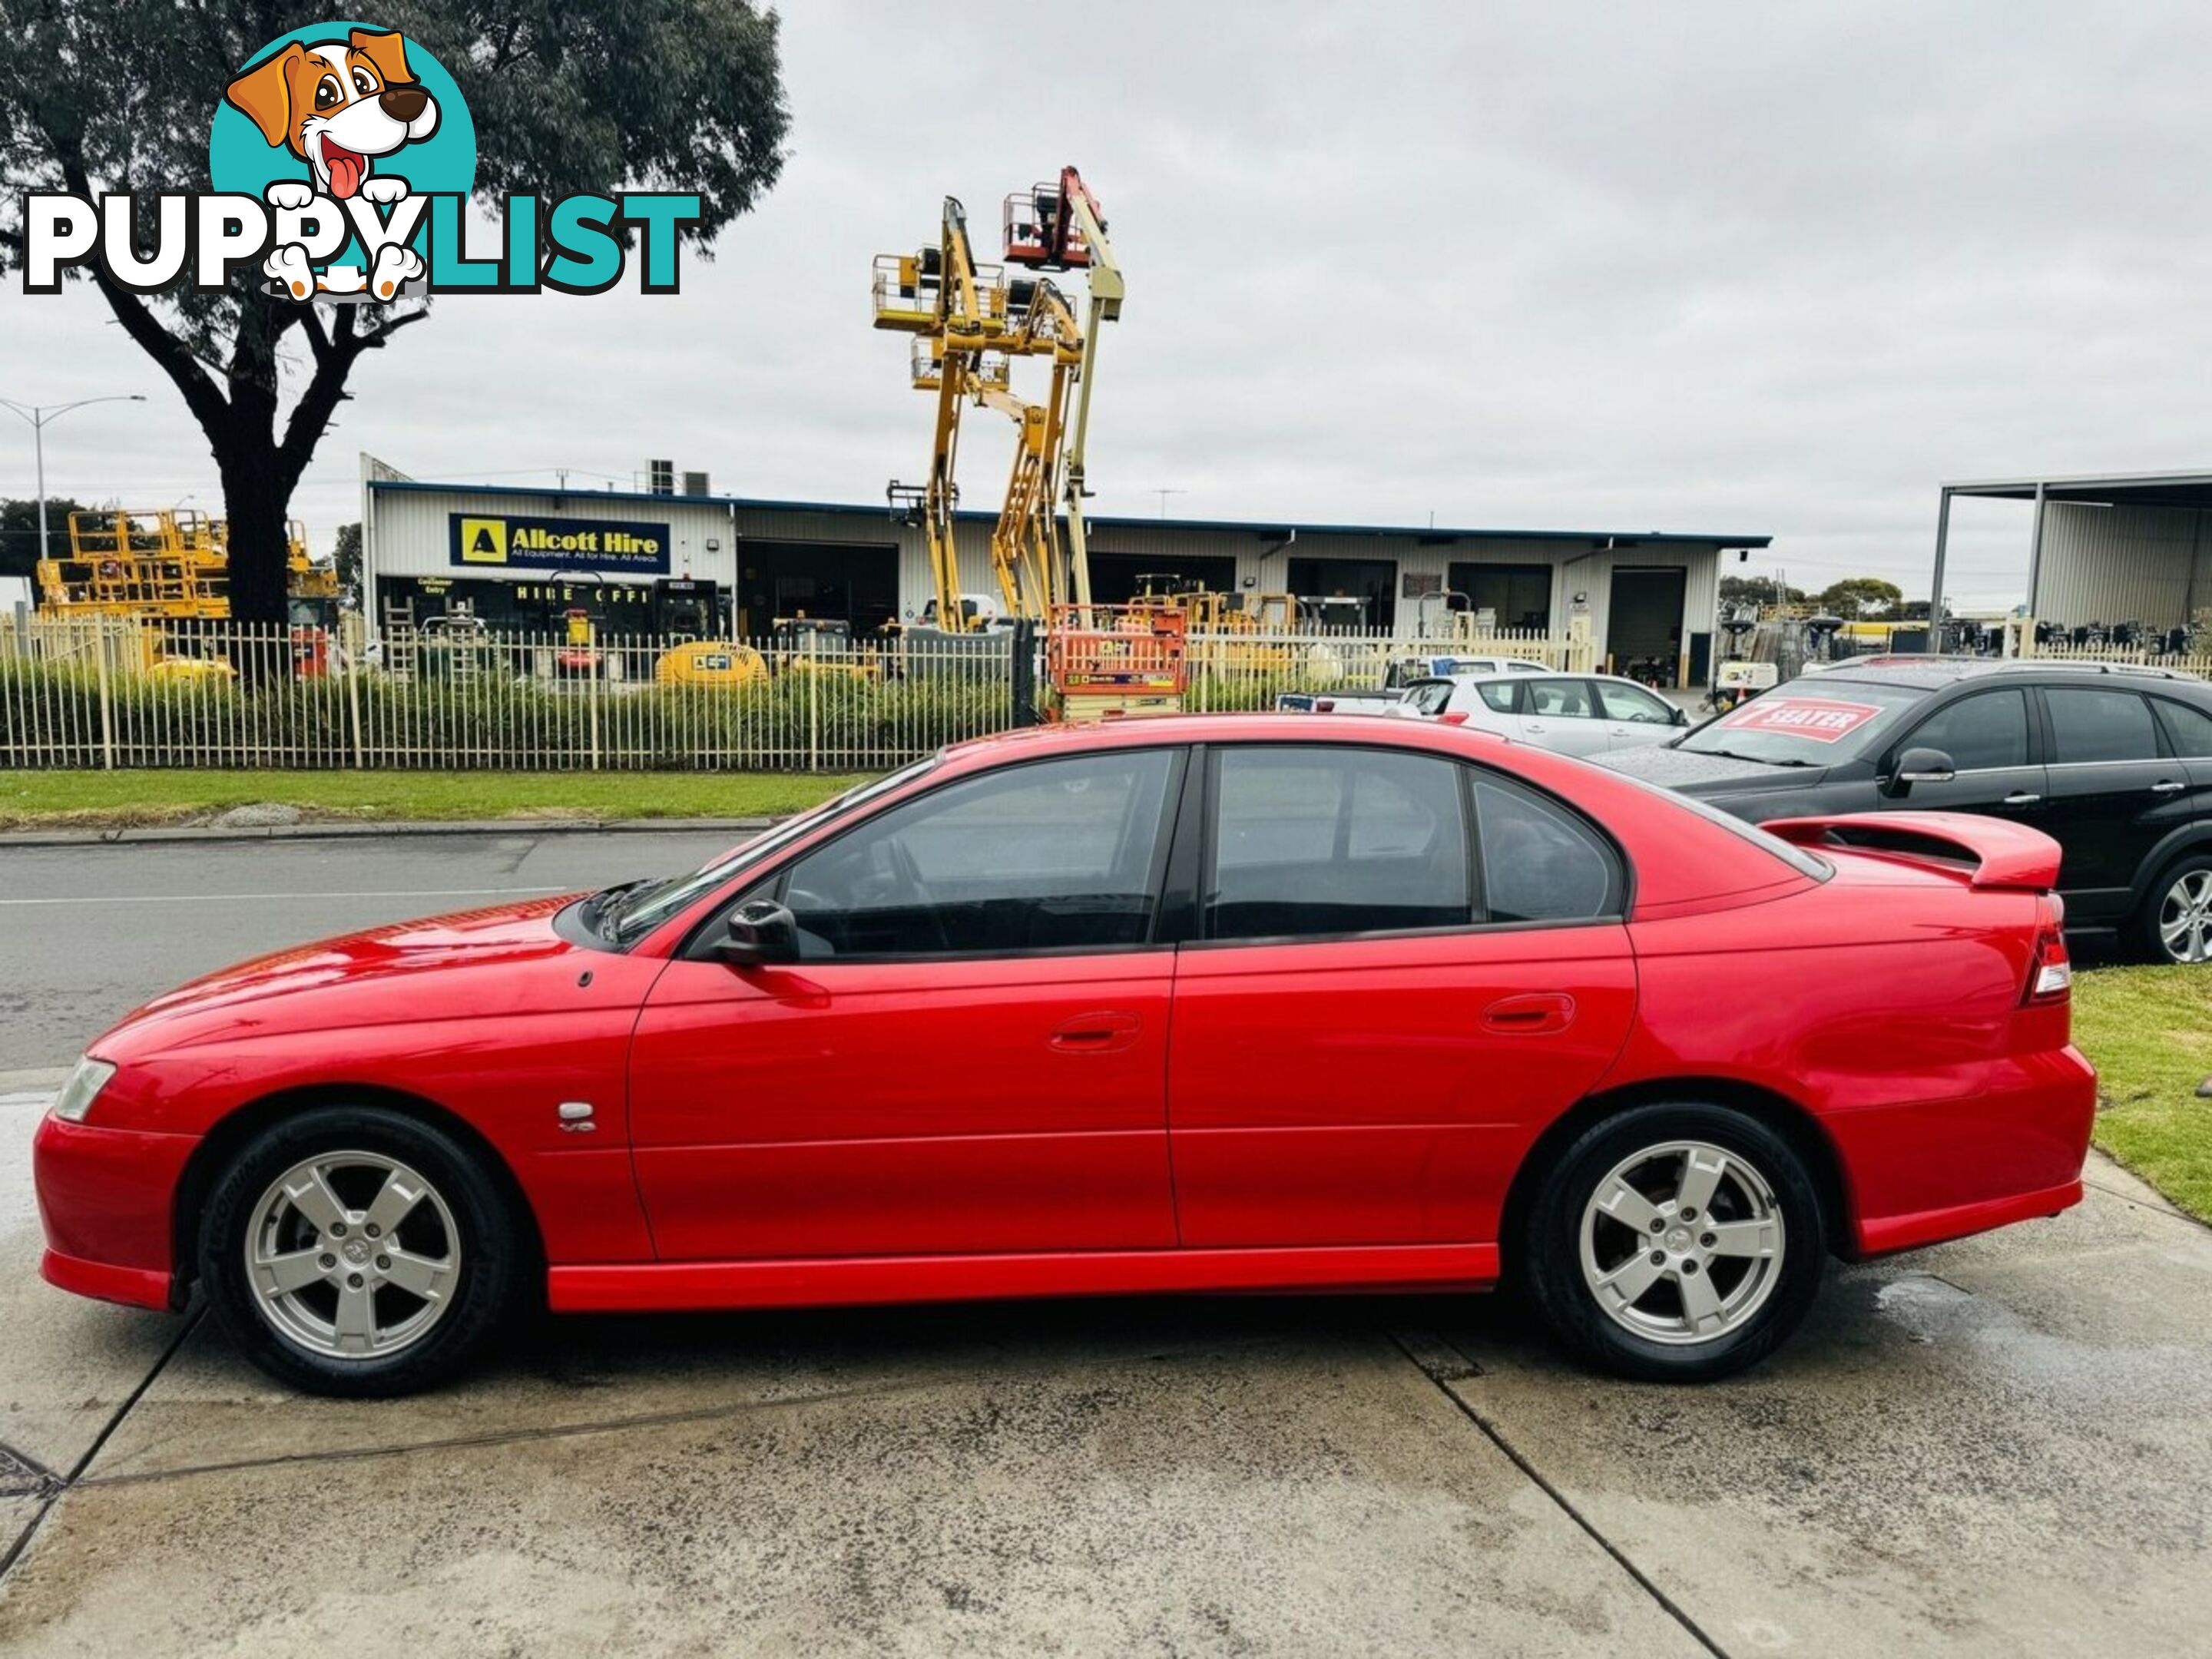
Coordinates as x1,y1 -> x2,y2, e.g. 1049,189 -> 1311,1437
2074,965 -> 2212,1222
0,770 -> 866,831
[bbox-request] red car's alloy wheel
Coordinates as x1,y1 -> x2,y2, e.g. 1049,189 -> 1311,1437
245,1151 -> 462,1359
199,1106 -> 522,1397
1525,1101 -> 1826,1383
1577,1141 -> 1786,1346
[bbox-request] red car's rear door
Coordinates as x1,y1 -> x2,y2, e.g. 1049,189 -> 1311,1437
628,747 -> 1187,1261
1165,745 -> 1637,1248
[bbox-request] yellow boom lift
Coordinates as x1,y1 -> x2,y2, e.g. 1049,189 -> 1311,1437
873,197 -> 1017,634
1002,167 -> 1121,612
875,168 -> 1171,714
873,169 -> 1126,633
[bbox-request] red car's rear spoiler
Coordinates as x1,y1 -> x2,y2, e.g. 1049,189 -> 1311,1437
1760,810 -> 2063,892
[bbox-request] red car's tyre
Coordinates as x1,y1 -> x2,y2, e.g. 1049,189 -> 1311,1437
197,1106 -> 524,1397
1522,1102 -> 1826,1382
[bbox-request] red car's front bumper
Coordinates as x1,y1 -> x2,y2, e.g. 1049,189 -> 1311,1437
32,1112 -> 197,1312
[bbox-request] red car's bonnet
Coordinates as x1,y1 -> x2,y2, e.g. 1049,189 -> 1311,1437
93,896 -> 580,1058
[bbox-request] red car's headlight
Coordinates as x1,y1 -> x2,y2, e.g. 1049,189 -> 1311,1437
50,1056 -> 118,1124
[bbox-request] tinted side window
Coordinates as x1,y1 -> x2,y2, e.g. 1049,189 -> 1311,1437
1476,680 -> 1519,714
2152,697 -> 2212,758
1527,679 -> 1594,718
1905,690 -> 2029,770
2045,688 -> 2160,764
1473,777 -> 1621,922
1208,748 -> 1472,940
1597,681 -> 1674,724
783,750 -> 1177,958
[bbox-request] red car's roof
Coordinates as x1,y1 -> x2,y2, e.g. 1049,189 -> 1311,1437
942,712 -> 1495,759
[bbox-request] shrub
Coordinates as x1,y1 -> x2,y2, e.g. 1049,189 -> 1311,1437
0,657 -> 1015,772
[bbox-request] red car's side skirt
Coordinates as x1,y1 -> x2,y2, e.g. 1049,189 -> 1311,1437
42,1247 -> 175,1313
549,1240 -> 1501,1314
1853,1177 -> 2083,1260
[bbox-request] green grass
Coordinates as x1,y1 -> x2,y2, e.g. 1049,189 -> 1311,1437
2074,966 -> 2212,1222
0,770 -> 866,830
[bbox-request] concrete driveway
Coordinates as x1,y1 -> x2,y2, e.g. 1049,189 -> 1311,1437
2,834 -> 2210,1653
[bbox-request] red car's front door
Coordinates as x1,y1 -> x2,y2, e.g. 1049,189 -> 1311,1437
628,748 -> 1186,1261
1165,745 -> 1638,1248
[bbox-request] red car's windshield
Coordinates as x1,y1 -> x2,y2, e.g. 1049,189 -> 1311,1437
594,756 -> 940,945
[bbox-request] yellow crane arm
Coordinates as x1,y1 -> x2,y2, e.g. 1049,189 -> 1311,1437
975,356 -> 1075,621
1058,174 -> 1120,611
939,198 -> 988,351
976,386 -> 1045,619
964,279 -> 1082,621
921,362 -> 969,628
877,197 -> 1013,631
922,199 -> 989,627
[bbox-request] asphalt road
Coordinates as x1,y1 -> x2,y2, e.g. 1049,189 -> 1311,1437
2,833 -> 2210,1653
0,830 -> 742,1073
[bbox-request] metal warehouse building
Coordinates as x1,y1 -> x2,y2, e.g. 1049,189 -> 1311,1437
359,454 -> 1770,684
1932,469 -> 2212,639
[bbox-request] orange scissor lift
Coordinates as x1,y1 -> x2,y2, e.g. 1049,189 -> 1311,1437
1046,604 -> 1188,720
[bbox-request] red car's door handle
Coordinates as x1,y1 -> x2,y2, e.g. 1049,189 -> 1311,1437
1050,1012 -> 1142,1053
1482,992 -> 1576,1035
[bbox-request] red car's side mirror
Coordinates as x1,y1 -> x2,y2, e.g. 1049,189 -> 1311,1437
717,899 -> 799,968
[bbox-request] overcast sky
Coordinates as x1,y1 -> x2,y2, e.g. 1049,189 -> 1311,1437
7,0 -> 2212,608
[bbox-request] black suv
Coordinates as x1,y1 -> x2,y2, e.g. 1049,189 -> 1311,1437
1599,659 -> 2212,962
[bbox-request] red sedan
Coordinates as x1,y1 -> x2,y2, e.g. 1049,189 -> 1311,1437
33,717 -> 2095,1396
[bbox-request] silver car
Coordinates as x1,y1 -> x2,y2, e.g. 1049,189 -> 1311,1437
1392,671 -> 1690,756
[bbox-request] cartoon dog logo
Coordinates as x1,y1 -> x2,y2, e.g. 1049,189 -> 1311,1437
224,28 -> 438,300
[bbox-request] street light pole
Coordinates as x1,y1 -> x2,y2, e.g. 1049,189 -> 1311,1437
0,394 -> 150,567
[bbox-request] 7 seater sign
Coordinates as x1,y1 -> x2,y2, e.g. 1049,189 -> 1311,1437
449,513 -> 671,575
1715,695 -> 1884,743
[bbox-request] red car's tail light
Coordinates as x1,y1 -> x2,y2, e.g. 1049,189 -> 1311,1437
2027,896 -> 2071,1003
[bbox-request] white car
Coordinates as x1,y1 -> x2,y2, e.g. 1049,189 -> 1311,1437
1274,688 -> 1409,716
1382,652 -> 1552,687
1392,671 -> 1690,756
1280,654 -> 1555,715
